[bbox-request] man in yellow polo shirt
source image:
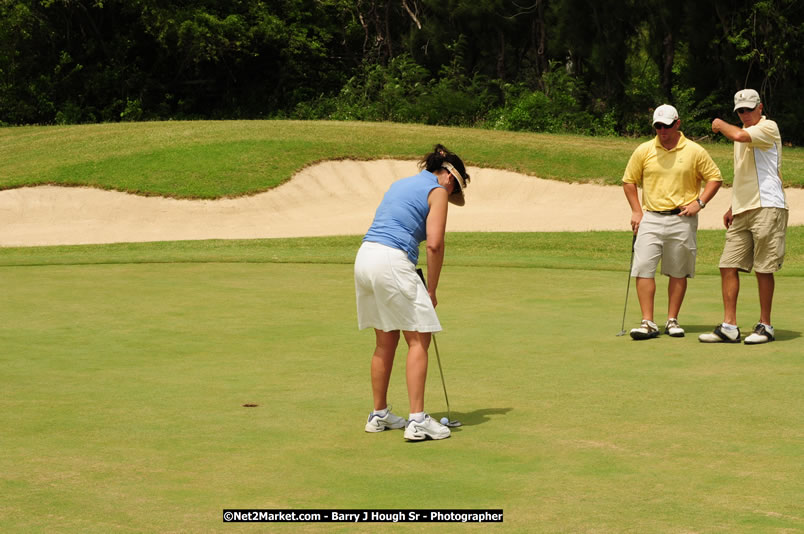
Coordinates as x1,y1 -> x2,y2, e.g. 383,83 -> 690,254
623,104 -> 723,340
699,89 -> 788,345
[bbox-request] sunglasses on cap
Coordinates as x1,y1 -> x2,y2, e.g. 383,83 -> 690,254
736,107 -> 756,114
654,120 -> 677,130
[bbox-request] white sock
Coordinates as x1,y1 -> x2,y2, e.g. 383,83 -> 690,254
373,406 -> 389,417
409,412 -> 425,423
722,323 -> 738,331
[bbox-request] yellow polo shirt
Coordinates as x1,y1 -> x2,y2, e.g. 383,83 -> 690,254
732,117 -> 787,215
622,133 -> 722,212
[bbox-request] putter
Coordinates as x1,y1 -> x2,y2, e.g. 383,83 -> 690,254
617,233 -> 638,336
416,268 -> 462,427
431,335 -> 461,427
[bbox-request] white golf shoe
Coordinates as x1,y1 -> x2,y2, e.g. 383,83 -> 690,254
365,406 -> 407,432
698,324 -> 741,343
744,323 -> 775,345
664,318 -> 685,337
403,414 -> 451,441
630,319 -> 659,340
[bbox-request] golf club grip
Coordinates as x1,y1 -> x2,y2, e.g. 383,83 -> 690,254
416,268 -> 426,288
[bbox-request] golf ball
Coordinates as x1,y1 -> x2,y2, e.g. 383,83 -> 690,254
440,417 -> 449,425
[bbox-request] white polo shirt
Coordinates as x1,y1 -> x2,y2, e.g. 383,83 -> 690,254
732,117 -> 787,215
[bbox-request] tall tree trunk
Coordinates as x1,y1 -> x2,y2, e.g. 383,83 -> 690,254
535,0 -> 547,76
661,32 -> 674,101
384,1 -> 393,59
497,29 -> 505,80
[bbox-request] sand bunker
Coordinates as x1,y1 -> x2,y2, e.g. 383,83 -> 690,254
1,159 -> 801,247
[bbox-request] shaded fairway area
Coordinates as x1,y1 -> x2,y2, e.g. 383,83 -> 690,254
1,259 -> 801,533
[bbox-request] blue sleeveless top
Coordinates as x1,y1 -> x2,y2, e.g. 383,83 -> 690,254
363,170 -> 444,264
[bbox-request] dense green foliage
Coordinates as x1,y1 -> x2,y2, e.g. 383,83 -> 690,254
1,0 -> 803,142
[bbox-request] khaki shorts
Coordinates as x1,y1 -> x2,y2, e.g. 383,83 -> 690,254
719,207 -> 788,273
354,241 -> 442,333
632,211 -> 698,279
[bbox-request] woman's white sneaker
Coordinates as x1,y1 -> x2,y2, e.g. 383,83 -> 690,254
403,414 -> 451,441
365,406 -> 407,432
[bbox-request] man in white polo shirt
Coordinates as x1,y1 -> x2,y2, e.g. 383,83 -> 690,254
623,104 -> 723,340
700,89 -> 788,345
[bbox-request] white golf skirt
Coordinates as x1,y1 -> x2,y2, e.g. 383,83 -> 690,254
354,241 -> 442,333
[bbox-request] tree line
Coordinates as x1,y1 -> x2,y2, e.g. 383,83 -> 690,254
1,0 -> 802,143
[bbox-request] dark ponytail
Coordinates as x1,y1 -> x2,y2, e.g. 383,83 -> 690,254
419,144 -> 470,187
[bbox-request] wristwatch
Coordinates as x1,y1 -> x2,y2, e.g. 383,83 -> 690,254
697,198 -> 706,209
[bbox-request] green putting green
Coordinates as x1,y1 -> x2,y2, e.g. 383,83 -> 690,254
1,235 -> 801,533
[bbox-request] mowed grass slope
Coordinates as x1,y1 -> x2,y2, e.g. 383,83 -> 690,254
2,120 -> 804,198
1,121 -> 802,533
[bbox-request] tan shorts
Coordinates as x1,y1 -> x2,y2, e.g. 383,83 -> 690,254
354,241 -> 442,333
632,211 -> 698,279
719,207 -> 788,273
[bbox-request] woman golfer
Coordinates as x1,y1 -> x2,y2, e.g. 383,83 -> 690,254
355,144 -> 469,441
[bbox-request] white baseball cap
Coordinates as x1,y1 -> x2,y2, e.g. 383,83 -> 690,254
652,104 -> 679,125
734,89 -> 761,111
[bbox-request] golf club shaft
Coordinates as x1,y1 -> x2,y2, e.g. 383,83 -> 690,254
619,233 -> 637,334
416,268 -> 452,419
432,334 -> 450,419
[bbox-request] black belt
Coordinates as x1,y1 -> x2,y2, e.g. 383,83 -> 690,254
649,208 -> 681,215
